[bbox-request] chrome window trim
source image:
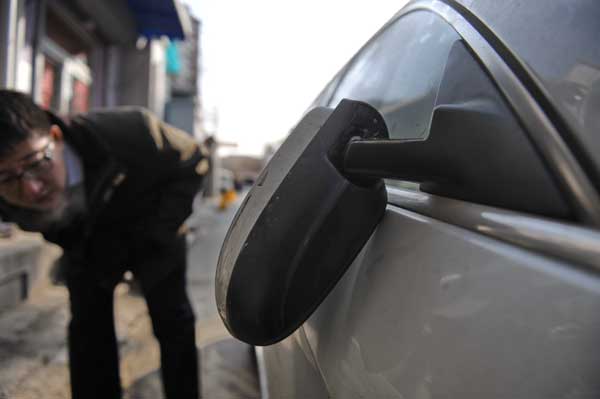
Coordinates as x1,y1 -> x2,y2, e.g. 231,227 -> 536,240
379,0 -> 600,226
388,187 -> 600,273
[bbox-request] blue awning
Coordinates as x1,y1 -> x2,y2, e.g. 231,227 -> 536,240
126,0 -> 190,40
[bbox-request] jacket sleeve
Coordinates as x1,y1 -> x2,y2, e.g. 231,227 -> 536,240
140,110 -> 209,241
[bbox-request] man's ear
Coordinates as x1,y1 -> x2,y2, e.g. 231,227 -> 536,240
49,125 -> 63,141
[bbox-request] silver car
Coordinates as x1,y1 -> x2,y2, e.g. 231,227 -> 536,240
217,0 -> 600,397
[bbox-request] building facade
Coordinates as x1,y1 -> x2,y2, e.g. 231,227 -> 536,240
0,0 -> 198,121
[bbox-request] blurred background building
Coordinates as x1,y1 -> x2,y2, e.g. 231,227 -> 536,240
0,0 -> 203,135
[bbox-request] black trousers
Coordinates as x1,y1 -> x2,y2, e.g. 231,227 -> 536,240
66,237 -> 199,399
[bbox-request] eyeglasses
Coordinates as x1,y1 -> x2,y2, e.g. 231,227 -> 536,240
0,141 -> 55,192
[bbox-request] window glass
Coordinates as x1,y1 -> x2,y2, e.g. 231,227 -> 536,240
329,11 -> 460,140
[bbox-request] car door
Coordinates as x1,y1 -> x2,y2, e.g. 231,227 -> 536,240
260,4 -> 600,399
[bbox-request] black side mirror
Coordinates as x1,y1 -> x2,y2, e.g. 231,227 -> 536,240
215,100 -> 389,346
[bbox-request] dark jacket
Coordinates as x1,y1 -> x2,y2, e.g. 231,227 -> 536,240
1,107 -> 207,288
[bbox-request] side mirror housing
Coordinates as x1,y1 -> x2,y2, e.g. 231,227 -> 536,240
216,100 -> 388,345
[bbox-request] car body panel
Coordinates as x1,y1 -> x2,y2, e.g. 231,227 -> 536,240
264,204 -> 600,398
387,187 -> 600,272
257,1 -> 600,397
261,329 -> 329,398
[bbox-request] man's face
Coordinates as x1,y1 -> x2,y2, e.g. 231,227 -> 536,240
0,125 -> 67,211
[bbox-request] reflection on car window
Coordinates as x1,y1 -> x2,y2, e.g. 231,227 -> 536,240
384,179 -> 420,191
329,11 -> 460,140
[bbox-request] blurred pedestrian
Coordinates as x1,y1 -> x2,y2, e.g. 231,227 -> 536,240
0,90 -> 207,399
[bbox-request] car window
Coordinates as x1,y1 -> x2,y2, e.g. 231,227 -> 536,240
463,1 -> 600,185
328,10 -> 571,217
329,11 -> 460,141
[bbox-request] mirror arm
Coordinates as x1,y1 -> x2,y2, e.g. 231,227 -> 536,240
343,138 -> 451,184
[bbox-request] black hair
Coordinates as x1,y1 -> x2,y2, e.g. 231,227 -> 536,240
0,90 -> 51,157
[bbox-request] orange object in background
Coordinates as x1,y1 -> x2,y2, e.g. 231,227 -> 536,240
218,189 -> 237,211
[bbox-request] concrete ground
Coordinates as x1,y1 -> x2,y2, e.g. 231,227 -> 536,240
0,191 -> 259,399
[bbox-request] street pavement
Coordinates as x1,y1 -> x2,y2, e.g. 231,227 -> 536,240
0,190 -> 260,399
